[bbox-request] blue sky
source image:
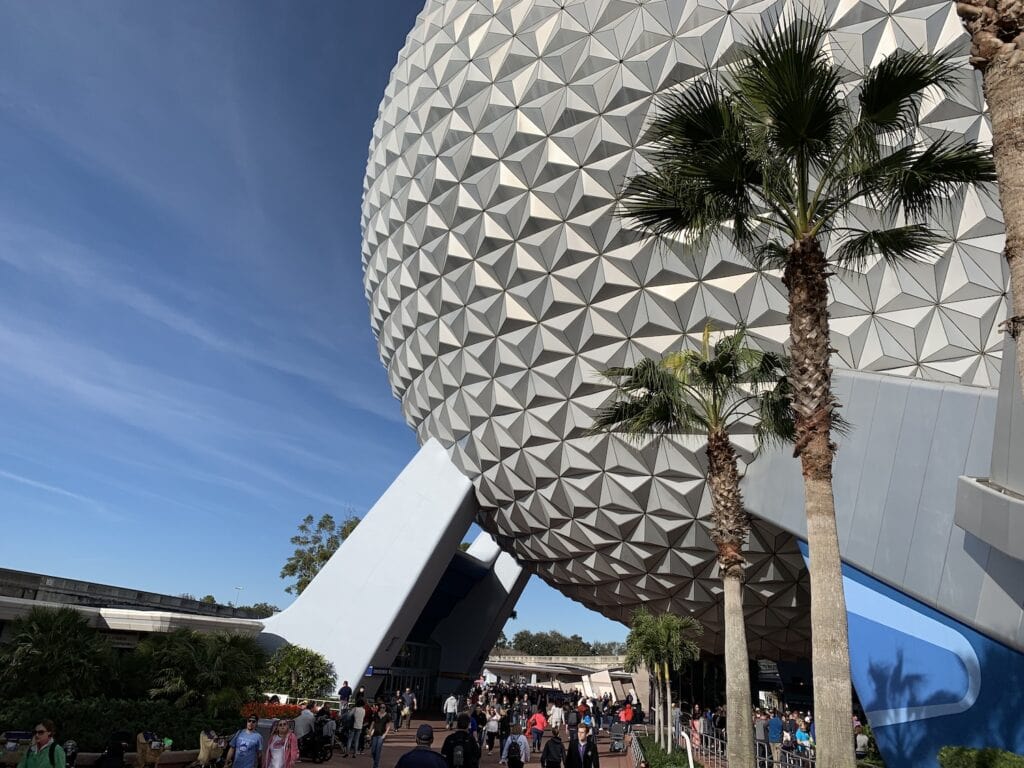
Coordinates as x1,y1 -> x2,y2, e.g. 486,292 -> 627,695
0,1 -> 626,643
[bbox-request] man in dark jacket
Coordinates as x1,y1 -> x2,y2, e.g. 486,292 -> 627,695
396,725 -> 448,768
564,725 -> 599,768
540,731 -> 566,768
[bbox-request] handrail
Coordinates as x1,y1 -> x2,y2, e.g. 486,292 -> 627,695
679,723 -> 817,768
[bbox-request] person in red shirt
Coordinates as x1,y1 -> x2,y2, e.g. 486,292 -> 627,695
619,703 -> 634,733
526,710 -> 548,752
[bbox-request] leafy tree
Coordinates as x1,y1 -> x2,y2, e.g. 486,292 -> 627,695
239,602 -> 280,619
280,512 -> 360,595
134,629 -> 265,716
339,515 -> 360,541
593,324 -> 792,767
494,630 -> 510,649
0,607 -> 114,699
200,595 -> 217,604
590,641 -> 626,656
459,541 -> 471,552
619,14 -> 994,766
955,0 -> 1024,395
259,644 -> 336,698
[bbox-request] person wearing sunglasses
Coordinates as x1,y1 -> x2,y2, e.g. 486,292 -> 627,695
17,721 -> 66,768
226,717 -> 263,768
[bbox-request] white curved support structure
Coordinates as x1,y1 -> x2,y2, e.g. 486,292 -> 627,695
261,439 -> 526,698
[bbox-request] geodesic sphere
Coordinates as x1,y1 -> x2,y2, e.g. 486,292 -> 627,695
361,0 -> 1004,654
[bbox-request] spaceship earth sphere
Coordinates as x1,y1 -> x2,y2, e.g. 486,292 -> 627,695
361,0 -> 1005,655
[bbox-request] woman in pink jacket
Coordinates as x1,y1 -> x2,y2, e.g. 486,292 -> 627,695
265,720 -> 299,768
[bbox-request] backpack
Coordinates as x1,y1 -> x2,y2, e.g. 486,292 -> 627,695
507,739 -> 522,764
566,710 -> 578,727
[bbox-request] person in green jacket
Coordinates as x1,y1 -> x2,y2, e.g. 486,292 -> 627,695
18,720 -> 66,768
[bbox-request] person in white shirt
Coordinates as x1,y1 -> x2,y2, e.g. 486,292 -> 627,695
294,703 -> 316,741
444,695 -> 460,730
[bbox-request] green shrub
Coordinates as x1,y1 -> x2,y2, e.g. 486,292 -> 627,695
638,735 -> 702,768
938,747 -> 1024,768
0,696 -> 242,752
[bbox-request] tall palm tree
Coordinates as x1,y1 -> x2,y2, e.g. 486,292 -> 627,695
956,0 -> 1024,393
618,15 -> 995,768
593,325 -> 792,766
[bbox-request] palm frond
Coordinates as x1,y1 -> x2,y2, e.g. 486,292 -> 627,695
883,137 -> 996,219
857,50 -> 959,133
832,224 -> 944,268
754,377 -> 796,452
730,13 -> 845,166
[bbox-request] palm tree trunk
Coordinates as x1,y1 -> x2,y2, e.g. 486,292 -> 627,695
957,0 -> 1024,393
784,237 -> 855,768
663,661 -> 673,754
653,663 -> 662,747
706,431 -> 755,768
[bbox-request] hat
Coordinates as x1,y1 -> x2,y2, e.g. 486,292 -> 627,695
415,725 -> 433,744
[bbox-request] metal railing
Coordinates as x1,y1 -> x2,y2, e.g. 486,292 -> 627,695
680,724 -> 816,768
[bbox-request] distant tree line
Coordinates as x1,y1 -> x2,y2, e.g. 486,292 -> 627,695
494,629 -> 625,656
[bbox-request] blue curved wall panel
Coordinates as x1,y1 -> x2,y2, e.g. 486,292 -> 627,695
829,546 -> 1024,767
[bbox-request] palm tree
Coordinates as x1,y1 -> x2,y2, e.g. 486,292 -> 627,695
618,14 -> 995,768
623,609 -> 659,745
0,606 -> 113,698
594,325 -> 792,766
624,608 -> 701,753
653,612 -> 703,755
135,629 -> 266,715
956,0 -> 1024,393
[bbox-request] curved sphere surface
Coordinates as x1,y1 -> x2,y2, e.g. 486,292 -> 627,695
362,0 -> 1004,654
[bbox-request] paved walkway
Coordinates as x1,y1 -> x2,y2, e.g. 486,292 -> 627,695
322,718 -> 637,768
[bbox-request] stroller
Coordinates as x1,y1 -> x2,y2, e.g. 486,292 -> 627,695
609,723 -> 626,753
95,732 -> 132,768
298,716 -> 333,764
191,731 -> 228,768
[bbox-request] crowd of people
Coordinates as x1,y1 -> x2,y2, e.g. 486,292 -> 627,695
681,703 -> 873,765
250,682 -> 630,768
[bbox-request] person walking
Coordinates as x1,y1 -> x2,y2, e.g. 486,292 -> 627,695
485,708 -> 501,753
547,703 -> 564,738
500,725 -> 529,768
526,709 -> 547,752
17,721 -> 66,768
442,714 -> 481,768
346,699 -> 367,757
564,725 -> 598,768
444,694 -> 460,730
540,730 -> 565,768
367,702 -> 392,768
264,720 -> 298,768
395,725 -> 448,768
226,717 -> 263,768
403,688 -> 419,729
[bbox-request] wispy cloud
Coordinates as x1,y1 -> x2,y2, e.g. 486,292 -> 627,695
0,467 -> 119,521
